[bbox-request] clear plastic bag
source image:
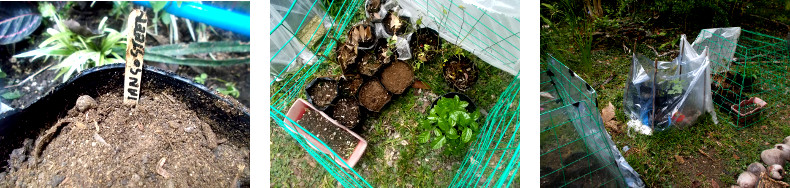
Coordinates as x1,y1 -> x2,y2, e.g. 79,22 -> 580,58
624,35 -> 714,134
270,0 -> 332,81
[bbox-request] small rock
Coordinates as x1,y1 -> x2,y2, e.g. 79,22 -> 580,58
184,126 -> 197,133
50,175 -> 65,187
74,121 -> 87,129
75,95 -> 97,112
168,121 -> 179,129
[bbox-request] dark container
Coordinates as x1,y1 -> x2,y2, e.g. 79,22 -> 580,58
0,64 -> 250,168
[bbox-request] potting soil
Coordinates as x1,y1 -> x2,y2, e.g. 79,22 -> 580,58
444,59 -> 478,90
0,91 -> 249,187
307,80 -> 338,108
381,61 -> 414,94
359,80 -> 391,112
332,97 -> 361,129
299,109 -> 356,158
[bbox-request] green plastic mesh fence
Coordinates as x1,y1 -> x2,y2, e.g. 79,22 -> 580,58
270,0 -> 372,187
540,56 -> 643,187
694,29 -> 790,130
400,0 -> 520,75
450,75 -> 520,187
270,0 -> 519,187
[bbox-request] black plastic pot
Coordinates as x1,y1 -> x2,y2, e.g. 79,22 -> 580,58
443,56 -> 478,91
431,92 -> 477,113
349,23 -> 377,50
0,64 -> 250,168
305,77 -> 339,111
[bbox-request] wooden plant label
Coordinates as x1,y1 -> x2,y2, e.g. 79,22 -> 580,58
123,9 -> 147,105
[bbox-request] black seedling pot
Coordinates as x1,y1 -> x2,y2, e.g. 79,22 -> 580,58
0,64 -> 250,167
305,77 -> 339,111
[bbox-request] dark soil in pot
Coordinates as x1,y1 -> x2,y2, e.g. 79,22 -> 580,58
336,42 -> 359,74
382,10 -> 411,36
358,79 -> 392,112
339,74 -> 364,97
347,23 -> 376,50
0,64 -> 250,187
305,77 -> 339,111
443,56 -> 478,91
0,92 -> 249,187
359,39 -> 394,76
381,61 -> 415,95
409,28 -> 440,62
331,97 -> 362,130
298,109 -> 356,158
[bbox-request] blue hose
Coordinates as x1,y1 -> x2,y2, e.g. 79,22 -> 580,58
133,1 -> 250,36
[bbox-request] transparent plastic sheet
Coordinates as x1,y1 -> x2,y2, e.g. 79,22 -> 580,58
691,27 -> 741,74
270,0 -> 333,81
624,35 -> 713,134
397,0 -> 520,75
541,56 -> 644,187
374,2 -> 414,60
460,0 -> 519,19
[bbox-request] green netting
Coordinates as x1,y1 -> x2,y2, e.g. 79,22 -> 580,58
270,0 -> 519,187
694,29 -> 790,130
540,56 -> 643,187
449,75 -> 520,187
270,0 -> 372,187
402,0 -> 520,74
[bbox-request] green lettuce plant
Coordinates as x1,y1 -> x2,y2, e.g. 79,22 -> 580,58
417,95 -> 482,155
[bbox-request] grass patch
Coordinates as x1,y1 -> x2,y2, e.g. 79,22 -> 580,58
270,42 -> 515,187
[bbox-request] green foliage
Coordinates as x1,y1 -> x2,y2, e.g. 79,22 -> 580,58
0,68 -> 6,79
216,82 -> 240,98
667,79 -> 683,95
141,41 -> 251,66
194,73 -> 208,84
1,90 -> 22,100
109,1 -> 131,20
417,96 -> 481,155
15,3 -> 126,83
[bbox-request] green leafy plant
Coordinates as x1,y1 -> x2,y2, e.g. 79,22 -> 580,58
216,81 -> 240,98
14,3 -> 127,82
142,41 -> 251,66
1,90 -> 22,100
417,96 -> 482,155
667,79 -> 683,95
194,73 -> 208,84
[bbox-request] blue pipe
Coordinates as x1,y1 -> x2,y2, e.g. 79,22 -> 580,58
133,1 -> 250,36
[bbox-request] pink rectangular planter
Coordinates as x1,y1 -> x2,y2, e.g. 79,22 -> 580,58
284,98 -> 368,168
731,97 -> 767,124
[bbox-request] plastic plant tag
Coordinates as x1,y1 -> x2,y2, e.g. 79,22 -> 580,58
123,9 -> 148,105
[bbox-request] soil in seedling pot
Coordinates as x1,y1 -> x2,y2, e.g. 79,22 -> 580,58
410,28 -> 440,62
307,78 -> 339,110
359,79 -> 392,112
740,103 -> 761,113
381,61 -> 415,94
298,109 -> 357,158
339,74 -> 364,97
444,57 -> 478,91
0,92 -> 250,187
332,97 -> 362,129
